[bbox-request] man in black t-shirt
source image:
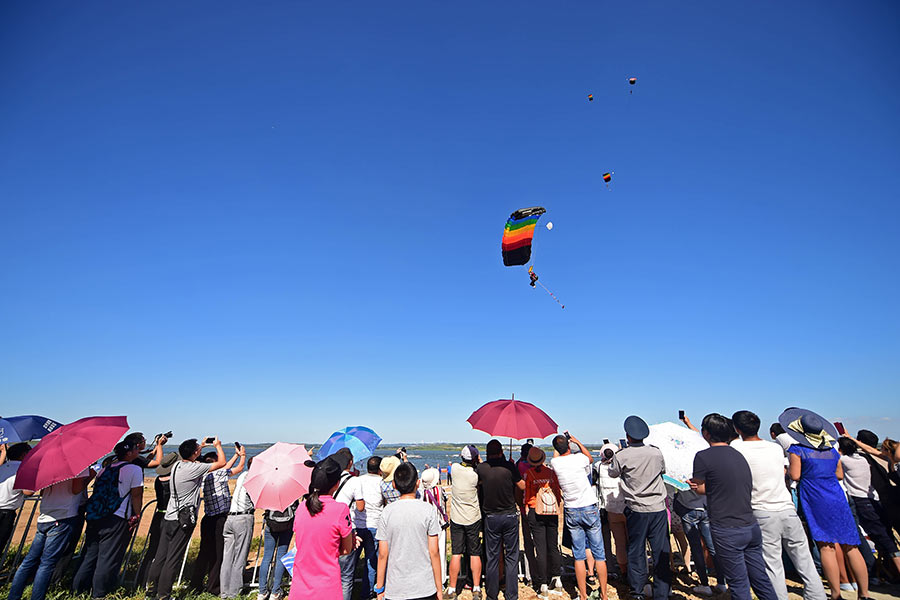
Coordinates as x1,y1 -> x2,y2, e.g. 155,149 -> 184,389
690,414 -> 778,600
476,439 -> 525,600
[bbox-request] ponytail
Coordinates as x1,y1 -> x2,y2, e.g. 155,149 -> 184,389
306,490 -> 324,516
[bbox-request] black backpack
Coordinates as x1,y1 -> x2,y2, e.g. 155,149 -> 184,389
85,464 -> 126,521
266,502 -> 297,533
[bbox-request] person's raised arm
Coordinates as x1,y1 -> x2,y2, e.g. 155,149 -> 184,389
145,434 -> 168,469
375,540 -> 389,600
788,452 -> 802,482
845,435 -> 887,461
208,438 -> 228,472
229,447 -> 247,476
569,433 -> 591,458
681,413 -> 700,433
429,534 -> 443,600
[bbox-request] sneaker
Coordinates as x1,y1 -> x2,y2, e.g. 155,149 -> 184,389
693,585 -> 713,596
553,576 -> 563,589
443,589 -> 457,599
271,592 -> 283,600
472,588 -> 483,600
257,594 -> 269,600
713,584 -> 728,594
587,575 -> 598,586
840,583 -> 855,592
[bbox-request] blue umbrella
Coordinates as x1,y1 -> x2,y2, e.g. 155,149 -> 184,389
316,426 -> 383,462
0,415 -> 63,445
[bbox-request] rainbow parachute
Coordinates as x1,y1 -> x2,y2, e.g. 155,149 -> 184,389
501,207 -> 546,267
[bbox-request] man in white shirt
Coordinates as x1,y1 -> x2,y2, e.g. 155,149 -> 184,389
552,431 -> 607,600
350,456 -> 386,598
0,443 -> 32,555
73,440 -> 145,597
733,411 -> 826,600
221,455 -> 255,599
8,466 -> 93,600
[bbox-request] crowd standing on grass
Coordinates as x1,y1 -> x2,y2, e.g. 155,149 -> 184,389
1,408 -> 900,600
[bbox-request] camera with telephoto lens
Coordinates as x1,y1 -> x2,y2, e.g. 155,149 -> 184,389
153,431 -> 173,444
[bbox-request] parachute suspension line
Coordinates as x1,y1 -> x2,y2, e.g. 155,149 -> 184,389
535,278 -> 565,309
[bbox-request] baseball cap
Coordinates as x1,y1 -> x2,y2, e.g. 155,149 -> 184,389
460,445 -> 479,462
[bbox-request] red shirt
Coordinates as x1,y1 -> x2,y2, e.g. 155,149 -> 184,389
524,466 -> 562,509
289,495 -> 353,600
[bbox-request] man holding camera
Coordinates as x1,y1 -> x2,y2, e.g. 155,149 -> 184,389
146,436 -> 227,600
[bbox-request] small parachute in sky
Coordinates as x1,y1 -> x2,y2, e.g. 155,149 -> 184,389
546,221 -> 553,231
501,207 -> 546,267
587,94 -> 593,102
603,172 -> 613,190
628,77 -> 637,94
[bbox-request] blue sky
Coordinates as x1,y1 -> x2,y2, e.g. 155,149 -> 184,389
2,1 -> 898,445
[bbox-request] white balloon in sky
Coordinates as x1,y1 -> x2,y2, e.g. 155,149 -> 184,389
546,222 -> 553,230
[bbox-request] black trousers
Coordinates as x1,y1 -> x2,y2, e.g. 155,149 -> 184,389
851,496 -> 900,557
0,508 -> 17,556
137,511 -> 165,586
147,519 -> 194,600
190,512 -> 227,594
625,509 -> 671,600
72,514 -> 131,597
484,512 -> 519,600
527,508 -> 561,587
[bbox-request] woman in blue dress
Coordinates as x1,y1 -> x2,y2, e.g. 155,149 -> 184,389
780,409 -> 868,600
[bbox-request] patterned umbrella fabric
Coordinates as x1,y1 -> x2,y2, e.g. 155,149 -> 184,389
0,415 -> 63,444
466,398 -> 558,440
316,426 -> 382,462
243,442 -> 314,511
14,416 -> 129,491
644,421 -> 709,486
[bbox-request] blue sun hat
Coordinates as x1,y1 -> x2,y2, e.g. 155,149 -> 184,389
778,407 -> 838,450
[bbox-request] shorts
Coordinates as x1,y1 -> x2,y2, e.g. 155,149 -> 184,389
564,505 -> 604,562
450,520 -> 483,556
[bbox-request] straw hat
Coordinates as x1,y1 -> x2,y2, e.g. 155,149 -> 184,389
380,456 -> 402,482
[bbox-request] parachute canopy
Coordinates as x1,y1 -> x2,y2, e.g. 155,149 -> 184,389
628,77 -> 637,85
502,207 -> 546,267
602,172 -> 612,182
587,94 -> 593,101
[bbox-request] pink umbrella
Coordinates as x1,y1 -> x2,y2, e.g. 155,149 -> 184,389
243,442 -> 314,511
15,415 -> 129,491
467,397 -> 558,440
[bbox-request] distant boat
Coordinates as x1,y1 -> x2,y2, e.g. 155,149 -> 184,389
407,454 -> 423,458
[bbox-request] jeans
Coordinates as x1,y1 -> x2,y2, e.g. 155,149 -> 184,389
625,508 -> 671,600
753,509 -> 826,600
680,508 -> 724,587
710,523 -> 779,600
358,527 -> 379,596
72,514 -> 131,597
851,497 -> 900,557
8,517 -> 78,600
485,512 -> 519,600
565,505 -> 605,562
258,526 -> 293,596
339,546 -> 357,600
527,508 -> 561,587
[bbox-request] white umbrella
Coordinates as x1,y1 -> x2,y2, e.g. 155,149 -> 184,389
645,422 -> 708,486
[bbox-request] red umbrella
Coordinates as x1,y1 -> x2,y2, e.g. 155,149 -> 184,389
243,442 -> 314,511
467,398 -> 558,440
15,415 -> 129,491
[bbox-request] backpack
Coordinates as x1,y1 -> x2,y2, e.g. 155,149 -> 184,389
85,464 -> 126,521
536,483 -> 559,516
266,503 -> 296,534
